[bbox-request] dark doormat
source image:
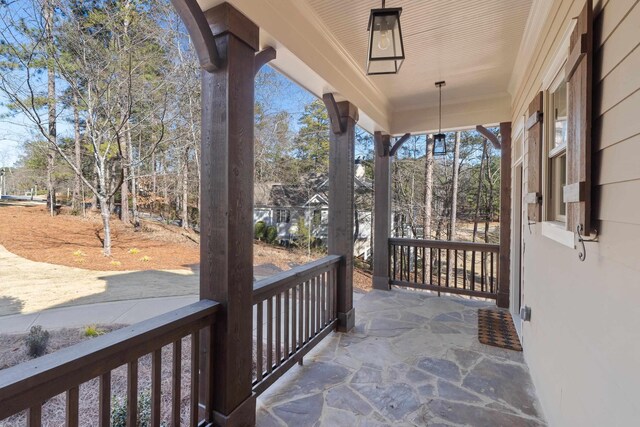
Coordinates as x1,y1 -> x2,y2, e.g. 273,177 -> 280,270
478,309 -> 522,351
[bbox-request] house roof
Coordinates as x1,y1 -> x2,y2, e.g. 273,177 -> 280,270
254,174 -> 372,208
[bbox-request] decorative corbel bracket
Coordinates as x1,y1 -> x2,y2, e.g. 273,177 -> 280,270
476,125 -> 502,150
255,47 -> 276,75
389,133 -> 411,157
323,93 -> 346,134
170,0 -> 221,72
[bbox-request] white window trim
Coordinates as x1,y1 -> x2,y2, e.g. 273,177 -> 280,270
541,221 -> 575,248
540,21 -> 575,248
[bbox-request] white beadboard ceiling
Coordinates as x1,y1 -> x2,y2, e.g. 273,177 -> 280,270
305,0 -> 532,112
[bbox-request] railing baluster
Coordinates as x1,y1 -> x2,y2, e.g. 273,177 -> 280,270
429,245 -> 434,285
291,285 -> 297,352
437,248 -> 442,290
190,330 -> 200,427
445,249 -> 450,288
320,272 -> 325,327
299,283 -> 304,346
27,404 -> 41,427
304,280 -> 311,343
256,302 -> 264,381
99,372 -> 111,427
463,250 -> 467,289
276,293 -> 282,366
400,245 -> 404,281
284,289 -> 290,358
127,360 -> 138,427
413,245 -> 418,283
471,251 -> 476,292
481,251 -> 485,293
316,274 -> 321,333
391,243 -> 396,280
151,349 -> 161,427
172,340 -> 182,427
267,297 -> 273,373
490,251 -> 495,294
421,246 -> 426,285
454,249 -> 458,288
309,279 -> 314,339
66,386 -> 79,427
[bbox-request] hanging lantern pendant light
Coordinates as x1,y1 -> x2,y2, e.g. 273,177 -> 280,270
433,81 -> 447,156
366,0 -> 405,75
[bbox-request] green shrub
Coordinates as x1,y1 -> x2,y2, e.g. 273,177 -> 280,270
265,226 -> 278,244
84,325 -> 104,338
254,221 -> 266,240
25,325 -> 50,358
111,391 -> 160,427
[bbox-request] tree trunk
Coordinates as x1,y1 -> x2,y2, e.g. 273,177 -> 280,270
72,90 -> 82,213
91,166 -> 99,212
45,0 -> 56,216
181,146 -> 189,229
120,124 -> 131,224
472,139 -> 488,242
449,132 -> 460,241
99,195 -> 112,256
130,129 -> 140,228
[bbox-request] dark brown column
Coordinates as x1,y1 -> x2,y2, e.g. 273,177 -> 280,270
373,132 -> 392,290
497,122 -> 512,308
199,3 -> 257,425
327,99 -> 358,332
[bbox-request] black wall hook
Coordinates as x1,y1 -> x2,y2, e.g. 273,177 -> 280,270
576,224 -> 598,262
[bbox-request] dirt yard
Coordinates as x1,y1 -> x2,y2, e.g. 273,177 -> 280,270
0,204 -> 372,315
0,204 -> 200,271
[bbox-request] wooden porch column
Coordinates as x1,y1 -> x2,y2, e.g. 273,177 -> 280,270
200,3 -> 257,425
325,95 -> 358,332
497,122 -> 512,308
373,132 -> 392,290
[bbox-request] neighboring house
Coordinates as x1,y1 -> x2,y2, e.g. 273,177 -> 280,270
254,164 -> 373,259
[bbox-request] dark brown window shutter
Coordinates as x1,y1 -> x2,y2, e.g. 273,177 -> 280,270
525,91 -> 543,222
564,0 -> 593,235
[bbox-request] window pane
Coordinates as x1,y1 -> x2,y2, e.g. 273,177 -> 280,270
553,81 -> 567,149
558,154 -> 566,216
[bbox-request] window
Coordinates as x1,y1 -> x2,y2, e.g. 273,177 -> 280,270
547,75 -> 567,223
275,209 -> 290,223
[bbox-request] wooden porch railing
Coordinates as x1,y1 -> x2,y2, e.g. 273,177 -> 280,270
389,238 -> 500,299
0,300 -> 219,427
252,255 -> 340,396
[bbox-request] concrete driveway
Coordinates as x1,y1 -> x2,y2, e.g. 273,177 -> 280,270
0,245 -> 199,316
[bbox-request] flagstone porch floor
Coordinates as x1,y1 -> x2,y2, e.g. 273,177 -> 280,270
256,288 -> 545,426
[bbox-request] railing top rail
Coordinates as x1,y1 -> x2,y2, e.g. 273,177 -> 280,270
389,238 -> 500,253
252,255 -> 341,304
0,299 -> 219,419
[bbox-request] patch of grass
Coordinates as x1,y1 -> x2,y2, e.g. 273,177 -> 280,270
128,248 -> 140,254
84,325 -> 105,338
139,255 -> 151,262
74,258 -> 86,264
73,250 -> 87,257
110,260 -> 122,266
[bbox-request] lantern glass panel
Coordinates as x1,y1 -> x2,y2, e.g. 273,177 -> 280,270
367,8 -> 404,75
433,134 -> 447,156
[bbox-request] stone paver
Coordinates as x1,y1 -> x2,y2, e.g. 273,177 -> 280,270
257,289 -> 545,426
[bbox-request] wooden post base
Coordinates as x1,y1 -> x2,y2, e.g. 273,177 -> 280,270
211,394 -> 256,427
372,275 -> 391,291
337,308 -> 356,332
